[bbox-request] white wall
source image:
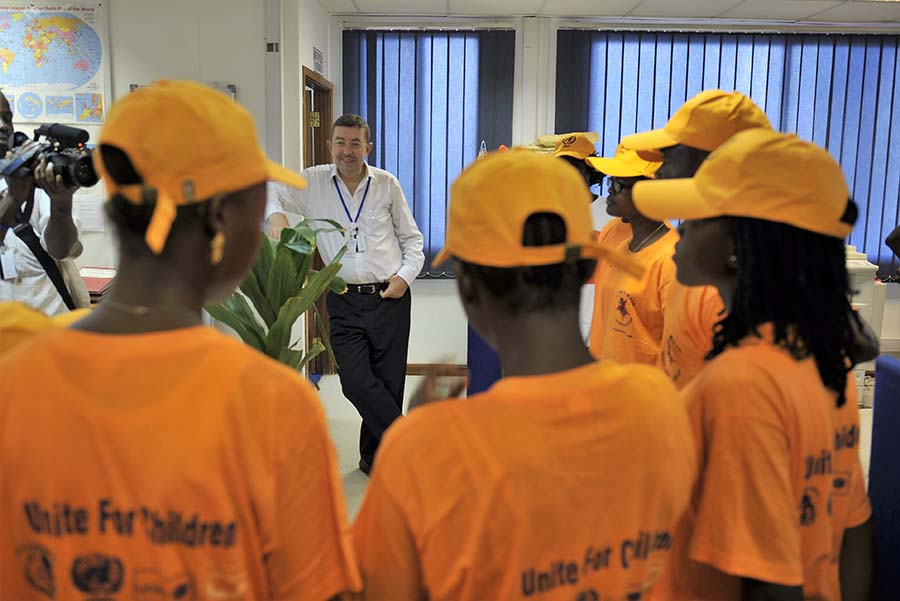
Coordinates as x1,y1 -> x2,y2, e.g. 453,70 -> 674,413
77,0 -> 269,269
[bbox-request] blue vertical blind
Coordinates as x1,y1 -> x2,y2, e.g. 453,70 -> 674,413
343,31 -> 481,277
558,31 -> 900,273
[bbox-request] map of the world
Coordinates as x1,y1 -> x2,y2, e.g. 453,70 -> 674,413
0,11 -> 102,89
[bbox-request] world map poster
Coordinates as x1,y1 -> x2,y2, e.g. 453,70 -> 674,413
0,2 -> 108,125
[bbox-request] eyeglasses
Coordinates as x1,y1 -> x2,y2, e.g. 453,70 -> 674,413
607,179 -> 635,196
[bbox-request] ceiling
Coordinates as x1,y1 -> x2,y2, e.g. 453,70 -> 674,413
321,0 -> 900,24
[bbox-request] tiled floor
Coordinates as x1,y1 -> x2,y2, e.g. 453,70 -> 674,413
318,375 -> 877,520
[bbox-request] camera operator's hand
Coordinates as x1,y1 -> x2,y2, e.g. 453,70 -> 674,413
35,158 -> 78,205
3,140 -> 39,204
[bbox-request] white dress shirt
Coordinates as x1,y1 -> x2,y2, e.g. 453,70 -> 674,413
0,182 -> 84,315
266,164 -> 425,285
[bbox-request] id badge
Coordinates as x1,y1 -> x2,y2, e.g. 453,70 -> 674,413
347,224 -> 365,254
0,248 -> 17,280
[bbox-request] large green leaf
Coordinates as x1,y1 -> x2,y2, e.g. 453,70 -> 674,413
266,245 -> 298,311
204,303 -> 265,352
239,269 -> 277,327
265,252 -> 345,358
313,305 -> 339,370
328,275 -> 348,295
297,339 -> 326,373
253,237 -> 275,298
222,294 -> 267,346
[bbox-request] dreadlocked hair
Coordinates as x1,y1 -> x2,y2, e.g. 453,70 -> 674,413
708,217 -> 856,407
458,212 -> 596,315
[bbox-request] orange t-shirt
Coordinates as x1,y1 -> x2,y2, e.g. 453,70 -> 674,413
657,282 -> 724,389
649,331 -> 870,601
352,361 -> 696,600
589,219 -> 678,366
0,326 -> 361,601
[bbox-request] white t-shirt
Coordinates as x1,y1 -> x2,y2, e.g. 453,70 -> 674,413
0,182 -> 84,316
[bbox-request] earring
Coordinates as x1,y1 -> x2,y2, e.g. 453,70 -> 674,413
728,254 -> 738,268
210,232 -> 225,266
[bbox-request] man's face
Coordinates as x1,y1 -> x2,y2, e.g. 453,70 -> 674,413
0,93 -> 13,152
327,125 -> 372,179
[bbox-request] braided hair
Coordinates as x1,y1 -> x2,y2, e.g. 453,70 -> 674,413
708,216 -> 856,407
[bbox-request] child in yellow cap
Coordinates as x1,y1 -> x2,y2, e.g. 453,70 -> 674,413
633,129 -> 872,601
621,89 -> 772,388
352,149 -> 695,600
0,81 -> 361,600
582,144 -> 676,366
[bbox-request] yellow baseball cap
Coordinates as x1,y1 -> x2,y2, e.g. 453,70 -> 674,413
433,149 -> 642,277
0,302 -> 90,355
586,145 -> 661,178
621,90 -> 772,160
553,133 -> 598,160
632,129 -> 854,240
94,80 -> 307,254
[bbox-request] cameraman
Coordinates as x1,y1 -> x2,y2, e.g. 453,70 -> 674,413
0,91 -> 87,315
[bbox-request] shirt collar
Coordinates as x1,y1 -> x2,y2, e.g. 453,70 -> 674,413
330,162 -> 371,185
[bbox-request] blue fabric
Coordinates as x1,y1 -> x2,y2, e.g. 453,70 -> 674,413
467,326 -> 501,395
582,31 -> 900,274
871,355 -> 900,600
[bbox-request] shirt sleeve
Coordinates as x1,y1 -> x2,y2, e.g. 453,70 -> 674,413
388,175 -> 425,285
686,374 -> 805,586
264,384 -> 362,599
264,180 -> 309,220
353,461 -> 424,601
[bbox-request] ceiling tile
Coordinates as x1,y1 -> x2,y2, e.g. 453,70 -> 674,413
448,0 -> 544,15
718,0 -> 843,21
628,0 -> 744,18
808,1 -> 900,22
353,0 -> 447,14
319,0 -> 360,13
539,0 -> 643,17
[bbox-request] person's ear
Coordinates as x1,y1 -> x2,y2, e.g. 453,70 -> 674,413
326,138 -> 333,154
364,142 -> 373,157
206,196 -> 228,266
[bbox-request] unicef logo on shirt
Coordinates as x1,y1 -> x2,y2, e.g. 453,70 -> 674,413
71,553 -> 124,595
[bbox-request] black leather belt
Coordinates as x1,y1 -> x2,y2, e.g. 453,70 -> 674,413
346,282 -> 389,294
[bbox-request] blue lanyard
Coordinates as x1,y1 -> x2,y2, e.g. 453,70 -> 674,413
333,176 -> 372,224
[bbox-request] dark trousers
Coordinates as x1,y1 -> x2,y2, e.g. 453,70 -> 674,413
326,288 -> 411,465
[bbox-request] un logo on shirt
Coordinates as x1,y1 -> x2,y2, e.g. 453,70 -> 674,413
575,589 -> 599,601
71,553 -> 124,595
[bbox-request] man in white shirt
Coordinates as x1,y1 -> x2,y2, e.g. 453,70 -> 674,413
267,114 -> 425,475
1,91 -> 85,316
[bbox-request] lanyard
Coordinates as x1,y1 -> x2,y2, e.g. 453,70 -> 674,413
333,176 -> 372,225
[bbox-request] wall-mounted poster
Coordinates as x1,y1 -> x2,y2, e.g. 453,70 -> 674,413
0,2 -> 110,125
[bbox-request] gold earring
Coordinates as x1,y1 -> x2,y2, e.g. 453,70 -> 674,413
210,232 -> 225,266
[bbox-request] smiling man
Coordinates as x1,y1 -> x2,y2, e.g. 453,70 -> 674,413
266,114 -> 425,476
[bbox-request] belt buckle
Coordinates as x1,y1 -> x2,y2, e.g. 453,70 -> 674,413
360,284 -> 377,294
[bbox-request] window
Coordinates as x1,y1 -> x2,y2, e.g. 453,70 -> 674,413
343,29 -> 516,277
557,30 -> 900,274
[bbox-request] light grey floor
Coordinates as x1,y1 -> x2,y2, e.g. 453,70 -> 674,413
318,375 -> 876,520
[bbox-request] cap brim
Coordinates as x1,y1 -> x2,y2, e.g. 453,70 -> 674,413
266,159 -> 308,190
620,128 -> 678,157
632,178 -> 719,223
586,156 -> 644,178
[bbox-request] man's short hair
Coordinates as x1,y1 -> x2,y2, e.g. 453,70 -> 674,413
332,114 -> 371,144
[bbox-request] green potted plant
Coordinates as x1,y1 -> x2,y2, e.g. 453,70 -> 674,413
205,219 -> 347,377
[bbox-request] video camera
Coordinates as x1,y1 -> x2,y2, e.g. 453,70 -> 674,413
1,124 -> 99,189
